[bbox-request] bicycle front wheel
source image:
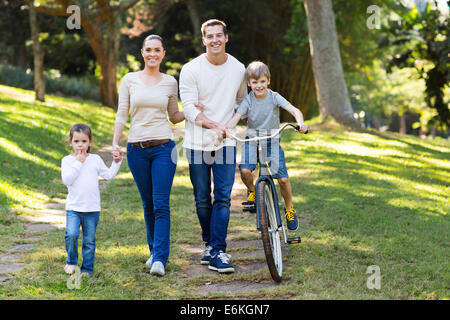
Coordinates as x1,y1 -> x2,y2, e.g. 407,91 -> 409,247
256,179 -> 283,282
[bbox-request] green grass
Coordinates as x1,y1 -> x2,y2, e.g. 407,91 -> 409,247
0,85 -> 449,299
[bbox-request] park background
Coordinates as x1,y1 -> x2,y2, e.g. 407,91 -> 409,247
0,0 -> 448,299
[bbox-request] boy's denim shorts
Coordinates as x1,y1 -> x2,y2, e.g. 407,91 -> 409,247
238,138 -> 288,179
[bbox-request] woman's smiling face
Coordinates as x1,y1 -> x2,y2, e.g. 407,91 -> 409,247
141,39 -> 165,69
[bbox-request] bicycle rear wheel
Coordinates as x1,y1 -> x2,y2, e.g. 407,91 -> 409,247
256,179 -> 283,282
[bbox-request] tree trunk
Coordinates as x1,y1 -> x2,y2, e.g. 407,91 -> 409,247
185,0 -> 202,55
28,1 -> 45,102
304,0 -> 360,128
399,113 -> 406,134
81,11 -> 121,109
32,0 -> 140,109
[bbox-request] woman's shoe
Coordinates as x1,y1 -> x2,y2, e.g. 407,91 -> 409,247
150,261 -> 165,276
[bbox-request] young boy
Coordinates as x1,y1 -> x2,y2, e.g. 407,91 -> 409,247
225,61 -> 308,231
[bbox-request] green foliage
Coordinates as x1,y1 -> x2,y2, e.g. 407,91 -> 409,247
380,1 -> 449,130
116,54 -> 142,81
0,64 -> 99,101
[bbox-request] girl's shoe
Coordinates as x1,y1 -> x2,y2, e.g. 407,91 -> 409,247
81,272 -> 90,277
150,261 -> 165,276
64,264 -> 75,275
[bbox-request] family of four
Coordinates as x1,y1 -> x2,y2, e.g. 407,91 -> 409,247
61,19 -> 308,278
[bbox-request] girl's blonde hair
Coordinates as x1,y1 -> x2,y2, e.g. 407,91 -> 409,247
69,123 -> 92,153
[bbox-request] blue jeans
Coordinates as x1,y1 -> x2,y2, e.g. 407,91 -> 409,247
186,146 -> 236,255
65,210 -> 100,274
127,141 -> 177,266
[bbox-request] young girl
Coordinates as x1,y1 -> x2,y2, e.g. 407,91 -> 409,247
61,123 -> 123,276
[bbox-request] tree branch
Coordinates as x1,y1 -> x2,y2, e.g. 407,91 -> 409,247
23,0 -> 69,16
119,0 -> 140,12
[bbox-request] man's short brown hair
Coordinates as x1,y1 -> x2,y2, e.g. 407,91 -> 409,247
246,61 -> 271,82
201,19 -> 227,37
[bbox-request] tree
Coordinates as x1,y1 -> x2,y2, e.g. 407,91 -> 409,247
381,1 -> 449,130
30,0 -> 140,109
28,0 -> 46,102
304,0 -> 361,128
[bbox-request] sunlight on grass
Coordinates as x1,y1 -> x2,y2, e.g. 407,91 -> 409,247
0,137 -> 60,171
0,179 -> 49,208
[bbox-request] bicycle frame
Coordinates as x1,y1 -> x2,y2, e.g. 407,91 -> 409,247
223,122 -> 305,243
254,149 -> 283,231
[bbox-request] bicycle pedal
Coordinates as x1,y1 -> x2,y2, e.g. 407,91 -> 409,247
243,207 -> 256,213
287,237 -> 301,244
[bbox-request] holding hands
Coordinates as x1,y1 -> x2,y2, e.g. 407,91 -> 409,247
112,144 -> 123,163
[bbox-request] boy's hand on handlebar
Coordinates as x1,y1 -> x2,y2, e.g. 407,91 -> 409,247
297,123 -> 308,134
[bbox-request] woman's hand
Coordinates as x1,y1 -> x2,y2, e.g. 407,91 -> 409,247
194,102 -> 205,112
112,144 -> 123,163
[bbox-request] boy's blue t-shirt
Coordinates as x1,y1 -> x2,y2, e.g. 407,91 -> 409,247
236,89 -> 290,136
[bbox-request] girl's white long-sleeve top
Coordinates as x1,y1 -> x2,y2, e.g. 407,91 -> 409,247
61,154 -> 122,212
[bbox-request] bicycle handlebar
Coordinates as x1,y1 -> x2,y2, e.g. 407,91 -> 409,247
222,122 -> 308,144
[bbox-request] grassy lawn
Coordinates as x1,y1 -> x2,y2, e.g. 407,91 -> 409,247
0,85 -> 449,299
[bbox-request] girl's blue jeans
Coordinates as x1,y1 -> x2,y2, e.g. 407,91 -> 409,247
65,210 -> 100,274
127,141 -> 177,267
186,146 -> 236,255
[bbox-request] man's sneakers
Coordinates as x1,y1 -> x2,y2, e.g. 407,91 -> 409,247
284,206 -> 299,231
200,245 -> 213,265
242,190 -> 256,213
208,251 -> 235,273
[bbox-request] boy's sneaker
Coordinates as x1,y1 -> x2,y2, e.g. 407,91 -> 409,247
242,190 -> 256,213
208,251 -> 235,273
200,245 -> 213,265
284,206 -> 299,231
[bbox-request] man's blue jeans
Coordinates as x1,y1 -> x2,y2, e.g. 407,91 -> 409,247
127,141 -> 177,267
65,210 -> 100,274
186,146 -> 236,255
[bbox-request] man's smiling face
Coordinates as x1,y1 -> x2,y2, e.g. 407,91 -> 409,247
202,24 -> 228,56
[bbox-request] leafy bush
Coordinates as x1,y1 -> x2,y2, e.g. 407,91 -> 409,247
0,64 -> 99,101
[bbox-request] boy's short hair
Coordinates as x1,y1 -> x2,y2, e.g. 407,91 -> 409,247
201,19 -> 227,37
246,61 -> 271,82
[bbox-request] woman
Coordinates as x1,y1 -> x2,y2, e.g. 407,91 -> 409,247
112,34 -> 184,276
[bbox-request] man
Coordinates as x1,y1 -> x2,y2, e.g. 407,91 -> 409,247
179,19 -> 247,273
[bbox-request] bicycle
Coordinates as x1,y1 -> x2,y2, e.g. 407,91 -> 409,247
221,122 -> 307,282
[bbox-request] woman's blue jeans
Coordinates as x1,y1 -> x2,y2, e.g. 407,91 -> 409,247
127,141 -> 177,267
186,146 -> 236,255
65,210 -> 100,274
